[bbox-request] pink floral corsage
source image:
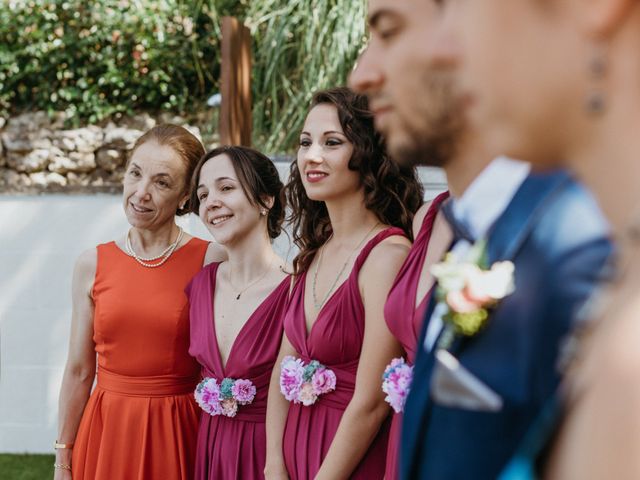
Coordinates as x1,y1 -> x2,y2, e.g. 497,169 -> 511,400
279,356 -> 336,406
382,357 -> 413,414
194,377 -> 256,417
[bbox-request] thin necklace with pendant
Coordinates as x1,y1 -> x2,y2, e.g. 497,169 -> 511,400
312,222 -> 380,310
229,254 -> 275,300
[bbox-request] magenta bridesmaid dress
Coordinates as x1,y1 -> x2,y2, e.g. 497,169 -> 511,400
382,191 -> 449,480
282,228 -> 405,480
186,262 -> 290,480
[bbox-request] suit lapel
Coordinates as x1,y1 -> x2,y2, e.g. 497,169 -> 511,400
403,171 -> 571,478
444,171 -> 570,363
404,233 -> 470,476
485,171 -> 570,264
427,172 -> 573,366
402,289 -> 440,478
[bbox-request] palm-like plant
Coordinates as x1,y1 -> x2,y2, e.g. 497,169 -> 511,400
246,0 -> 367,153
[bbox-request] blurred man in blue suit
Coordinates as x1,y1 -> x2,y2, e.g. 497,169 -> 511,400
349,1 -> 612,478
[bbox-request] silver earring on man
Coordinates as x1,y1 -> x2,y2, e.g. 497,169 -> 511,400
585,45 -> 608,115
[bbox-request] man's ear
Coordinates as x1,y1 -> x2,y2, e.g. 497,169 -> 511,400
576,0 -> 637,39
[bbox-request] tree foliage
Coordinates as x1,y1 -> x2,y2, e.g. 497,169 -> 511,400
0,0 -> 367,152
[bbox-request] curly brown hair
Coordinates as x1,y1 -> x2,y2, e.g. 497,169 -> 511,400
286,87 -> 424,275
189,145 -> 286,239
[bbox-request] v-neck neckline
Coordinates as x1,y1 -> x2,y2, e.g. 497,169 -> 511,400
300,269 -> 351,341
209,263 -> 279,375
300,228 -> 391,342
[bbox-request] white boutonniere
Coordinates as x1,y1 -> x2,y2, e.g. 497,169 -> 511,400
430,239 -> 515,348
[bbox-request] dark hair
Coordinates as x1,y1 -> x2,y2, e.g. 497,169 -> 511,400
286,87 -> 424,275
130,124 -> 205,216
189,145 -> 286,239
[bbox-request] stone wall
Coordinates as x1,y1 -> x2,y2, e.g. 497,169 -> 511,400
0,112 -> 203,194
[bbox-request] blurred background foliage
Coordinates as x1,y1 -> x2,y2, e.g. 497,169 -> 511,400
0,0 -> 367,153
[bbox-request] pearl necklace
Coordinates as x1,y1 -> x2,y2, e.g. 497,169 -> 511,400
312,222 -> 380,310
126,227 -> 184,268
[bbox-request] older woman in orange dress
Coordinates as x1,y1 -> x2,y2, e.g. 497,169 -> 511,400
54,125 -> 225,480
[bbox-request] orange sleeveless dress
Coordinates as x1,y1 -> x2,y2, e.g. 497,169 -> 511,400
72,238 -> 208,480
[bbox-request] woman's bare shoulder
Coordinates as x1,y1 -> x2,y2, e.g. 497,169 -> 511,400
75,247 -> 97,275
412,201 -> 433,238
204,241 -> 227,266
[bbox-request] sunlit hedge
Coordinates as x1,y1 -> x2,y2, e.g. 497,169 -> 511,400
0,0 -> 366,152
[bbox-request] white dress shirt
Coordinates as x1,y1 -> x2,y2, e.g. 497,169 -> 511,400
423,156 -> 531,351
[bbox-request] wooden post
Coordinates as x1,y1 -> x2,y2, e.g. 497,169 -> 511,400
219,17 -> 252,146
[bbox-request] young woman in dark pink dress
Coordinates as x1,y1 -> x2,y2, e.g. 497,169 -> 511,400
382,190 -> 451,479
186,146 -> 290,480
264,87 -> 424,480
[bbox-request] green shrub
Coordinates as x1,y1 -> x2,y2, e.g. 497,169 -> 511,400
0,0 -> 367,153
0,0 -> 233,123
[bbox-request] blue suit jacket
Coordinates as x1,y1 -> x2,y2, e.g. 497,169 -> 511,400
400,171 -> 611,480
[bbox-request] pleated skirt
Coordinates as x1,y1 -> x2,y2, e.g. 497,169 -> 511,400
195,414 -> 267,480
72,385 -> 199,480
385,412 -> 402,480
283,401 -> 390,480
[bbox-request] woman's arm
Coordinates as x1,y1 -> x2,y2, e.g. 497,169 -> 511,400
54,249 -> 98,479
264,334 -> 297,479
315,238 -> 409,480
412,200 -> 433,240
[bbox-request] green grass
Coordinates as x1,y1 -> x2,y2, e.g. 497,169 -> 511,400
0,454 -> 55,480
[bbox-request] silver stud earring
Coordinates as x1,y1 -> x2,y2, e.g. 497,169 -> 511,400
260,209 -> 268,216
585,47 -> 608,115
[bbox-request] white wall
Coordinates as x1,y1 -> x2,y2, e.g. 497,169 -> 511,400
0,165 -> 446,453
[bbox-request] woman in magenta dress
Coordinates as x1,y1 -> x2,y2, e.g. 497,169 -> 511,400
382,190 -> 451,479
264,87 -> 424,480
186,146 -> 290,479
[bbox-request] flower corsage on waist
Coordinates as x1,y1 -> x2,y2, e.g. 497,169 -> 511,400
194,377 -> 256,417
431,238 -> 515,349
381,357 -> 413,413
279,356 -> 336,406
